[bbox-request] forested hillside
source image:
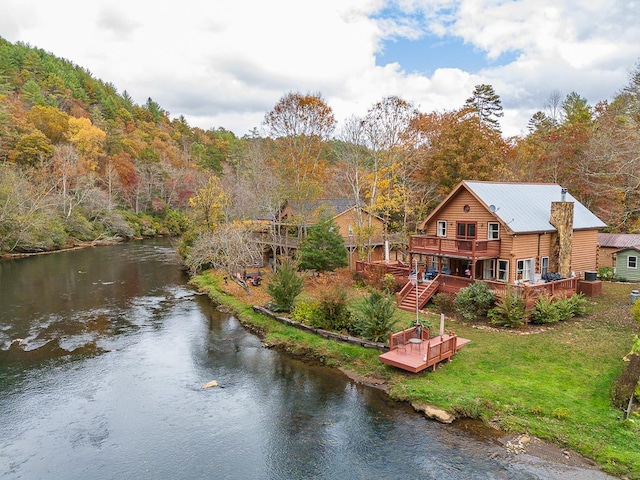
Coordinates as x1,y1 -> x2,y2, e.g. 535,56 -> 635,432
1,37 -> 639,256
0,38 -> 239,253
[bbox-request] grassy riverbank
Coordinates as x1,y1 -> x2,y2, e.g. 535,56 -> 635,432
190,270 -> 640,478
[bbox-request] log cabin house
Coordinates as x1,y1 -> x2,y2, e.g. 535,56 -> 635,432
358,181 -> 607,311
252,199 -> 406,270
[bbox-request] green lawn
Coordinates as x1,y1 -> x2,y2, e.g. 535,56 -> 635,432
192,273 -> 640,478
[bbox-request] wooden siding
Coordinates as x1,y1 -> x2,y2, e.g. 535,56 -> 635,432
417,184 -> 601,284
598,246 -> 617,269
423,190 -> 500,240
334,209 -> 384,238
615,249 -> 640,281
571,230 -> 599,276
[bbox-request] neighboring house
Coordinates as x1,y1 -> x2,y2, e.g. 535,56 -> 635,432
597,233 -> 640,270
254,199 -> 403,269
410,181 -> 607,284
611,247 -> 640,281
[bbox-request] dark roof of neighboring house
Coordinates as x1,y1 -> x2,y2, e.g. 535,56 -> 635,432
281,198 -> 378,220
303,198 -> 359,216
422,181 -> 607,234
599,233 -> 640,249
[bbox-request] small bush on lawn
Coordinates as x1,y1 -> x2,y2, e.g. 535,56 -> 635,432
598,266 -> 614,281
314,285 -> 354,333
292,301 -> 320,325
488,287 -> 527,328
530,295 -> 560,324
611,353 -> 640,409
355,289 -> 397,342
530,293 -> 589,324
453,281 -> 496,321
555,295 -> 577,321
381,274 -> 398,294
433,292 -> 455,313
565,292 -> 589,317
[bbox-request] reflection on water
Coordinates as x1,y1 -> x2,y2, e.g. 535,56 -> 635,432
0,240 -> 614,479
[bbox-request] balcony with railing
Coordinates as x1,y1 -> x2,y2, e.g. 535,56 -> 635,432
409,235 -> 500,260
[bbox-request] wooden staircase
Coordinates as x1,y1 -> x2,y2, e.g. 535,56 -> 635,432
396,275 -> 441,312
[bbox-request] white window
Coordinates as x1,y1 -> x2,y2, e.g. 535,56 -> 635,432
437,220 -> 447,237
497,260 -> 509,282
483,259 -> 495,279
517,258 -> 534,282
541,256 -> 549,276
628,255 -> 638,269
487,222 -> 499,240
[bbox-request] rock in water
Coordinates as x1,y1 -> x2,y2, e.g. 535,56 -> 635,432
201,380 -> 219,389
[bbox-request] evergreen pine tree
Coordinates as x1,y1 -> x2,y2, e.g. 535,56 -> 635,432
297,217 -> 348,272
464,84 -> 504,131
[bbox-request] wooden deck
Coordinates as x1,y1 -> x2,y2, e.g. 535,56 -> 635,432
379,333 -> 470,373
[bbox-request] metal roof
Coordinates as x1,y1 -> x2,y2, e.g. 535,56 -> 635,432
463,181 -> 607,234
598,233 -> 640,248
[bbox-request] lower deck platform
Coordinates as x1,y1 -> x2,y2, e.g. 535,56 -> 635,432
379,334 -> 470,373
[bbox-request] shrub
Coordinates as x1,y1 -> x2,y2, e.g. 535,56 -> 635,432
292,301 -> 320,325
565,293 -> 589,317
433,292 -> 455,313
162,208 -> 191,235
554,295 -> 576,321
530,295 -> 560,324
453,281 -> 496,322
598,266 -> 614,281
530,293 -> 589,324
64,211 -> 97,241
366,264 -> 387,290
632,299 -> 640,324
352,272 -> 366,287
266,261 -> 303,313
355,290 -> 397,342
380,274 -> 398,294
611,353 -> 640,409
314,285 -> 353,333
488,287 -> 526,328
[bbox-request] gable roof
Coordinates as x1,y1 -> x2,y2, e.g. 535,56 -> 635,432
302,198 -> 359,217
612,246 -> 640,255
422,181 -> 607,234
275,198 -> 382,224
598,233 -> 640,249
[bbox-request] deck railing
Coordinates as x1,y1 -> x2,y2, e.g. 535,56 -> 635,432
355,260 -> 411,285
409,235 -> 501,259
357,260 -> 578,310
485,278 -> 577,309
389,325 -> 430,350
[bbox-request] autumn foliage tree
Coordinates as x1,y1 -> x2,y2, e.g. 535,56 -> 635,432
412,108 -> 509,196
264,91 -> 336,230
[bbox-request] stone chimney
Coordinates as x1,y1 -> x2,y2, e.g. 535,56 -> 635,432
549,188 -> 573,277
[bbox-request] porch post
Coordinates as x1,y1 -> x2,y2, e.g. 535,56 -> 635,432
414,258 -> 419,323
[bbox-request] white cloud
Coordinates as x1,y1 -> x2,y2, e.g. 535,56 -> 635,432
1,0 -> 639,139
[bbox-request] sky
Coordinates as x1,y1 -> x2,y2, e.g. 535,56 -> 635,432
1,0 -> 640,139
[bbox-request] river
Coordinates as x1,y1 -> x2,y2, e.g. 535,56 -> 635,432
0,239 -> 614,479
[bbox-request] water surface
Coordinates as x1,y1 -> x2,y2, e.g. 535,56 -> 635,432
0,240 -> 614,479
